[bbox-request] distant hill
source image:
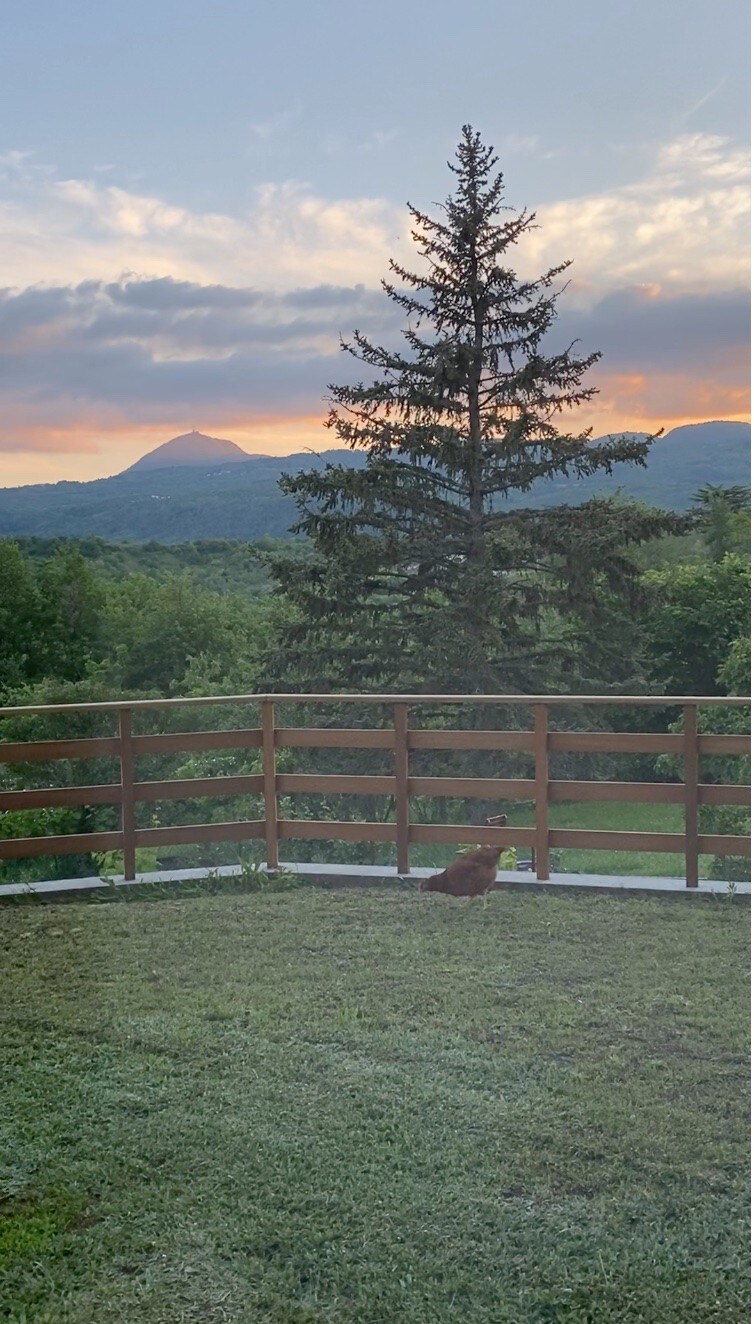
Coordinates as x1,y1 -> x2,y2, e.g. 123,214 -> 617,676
0,421 -> 748,543
126,430 -> 256,471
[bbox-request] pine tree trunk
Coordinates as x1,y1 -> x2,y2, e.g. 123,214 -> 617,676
467,241 -> 485,564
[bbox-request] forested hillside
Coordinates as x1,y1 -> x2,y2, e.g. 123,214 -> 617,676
0,421 -> 748,542
11,536 -> 305,596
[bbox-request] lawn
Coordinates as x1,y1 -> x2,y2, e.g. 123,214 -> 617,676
1,883 -> 749,1323
504,800 -> 713,878
407,801 -> 702,877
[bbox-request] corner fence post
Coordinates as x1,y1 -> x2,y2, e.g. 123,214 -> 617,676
261,700 -> 279,871
118,707 -> 136,882
394,703 -> 410,875
684,703 -> 699,888
534,703 -> 550,881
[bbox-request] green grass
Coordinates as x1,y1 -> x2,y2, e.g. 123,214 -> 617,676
504,800 -> 712,878
1,886 -> 749,1323
408,801 -> 716,877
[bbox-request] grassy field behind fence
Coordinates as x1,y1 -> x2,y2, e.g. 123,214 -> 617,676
1,884 -> 749,1323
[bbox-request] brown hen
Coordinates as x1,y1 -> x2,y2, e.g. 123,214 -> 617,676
418,845 -> 504,899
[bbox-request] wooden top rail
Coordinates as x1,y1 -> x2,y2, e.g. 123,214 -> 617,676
0,692 -> 750,718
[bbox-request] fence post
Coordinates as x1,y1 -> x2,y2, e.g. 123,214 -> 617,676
533,703 -> 550,881
118,707 -> 136,882
394,703 -> 410,875
683,703 -> 699,888
261,700 -> 279,871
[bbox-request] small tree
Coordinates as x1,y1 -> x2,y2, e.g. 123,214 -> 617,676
692,484 -> 751,562
273,126 -> 681,692
642,554 -> 750,695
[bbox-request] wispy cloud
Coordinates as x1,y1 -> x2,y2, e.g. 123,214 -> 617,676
249,106 -> 301,143
678,76 -> 729,126
0,149 -> 32,169
498,133 -> 541,155
324,129 -> 400,156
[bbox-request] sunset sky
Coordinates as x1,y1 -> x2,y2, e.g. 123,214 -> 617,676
0,0 -> 749,487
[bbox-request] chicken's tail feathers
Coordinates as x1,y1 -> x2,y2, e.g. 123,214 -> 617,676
419,870 -> 448,892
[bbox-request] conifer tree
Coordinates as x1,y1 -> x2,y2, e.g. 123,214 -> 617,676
272,126 -> 682,692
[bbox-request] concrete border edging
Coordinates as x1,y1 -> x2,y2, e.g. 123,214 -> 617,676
0,861 -> 748,901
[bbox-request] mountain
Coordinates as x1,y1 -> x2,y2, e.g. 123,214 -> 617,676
0,421 -> 748,544
126,430 -> 255,470
496,421 -> 751,511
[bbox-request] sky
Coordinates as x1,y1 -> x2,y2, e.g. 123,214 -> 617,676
0,0 -> 750,486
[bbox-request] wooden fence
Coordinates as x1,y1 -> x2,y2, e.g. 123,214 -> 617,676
0,694 -> 750,886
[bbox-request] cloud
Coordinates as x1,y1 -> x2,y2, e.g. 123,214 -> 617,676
0,153 -> 409,291
553,285 -> 750,374
0,430 -> 101,454
0,275 -> 395,355
0,276 -> 402,450
0,149 -> 33,170
520,133 -> 749,298
498,133 -> 541,155
0,131 -> 747,300
324,129 -> 400,156
249,111 -> 295,142
586,370 -> 749,433
105,277 -> 263,311
0,133 -> 748,480
678,78 -> 729,126
0,272 -> 747,459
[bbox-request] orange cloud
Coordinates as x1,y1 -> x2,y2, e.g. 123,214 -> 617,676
580,371 -> 750,436
0,412 -> 331,487
2,372 -> 749,491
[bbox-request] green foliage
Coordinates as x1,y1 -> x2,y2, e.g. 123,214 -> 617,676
454,842 -> 518,871
94,847 -> 160,877
0,540 -> 38,696
272,127 -> 683,693
698,642 -> 750,880
637,527 -> 708,569
717,633 -> 750,695
0,474 -> 749,884
101,571 -> 265,693
654,634 -> 750,881
33,549 -> 105,681
0,546 -> 278,882
693,483 -> 750,510
0,539 -> 275,703
14,535 -> 291,596
642,554 -> 750,694
692,485 -> 751,562
0,674 -> 127,883
0,543 -> 104,698
638,485 -> 750,571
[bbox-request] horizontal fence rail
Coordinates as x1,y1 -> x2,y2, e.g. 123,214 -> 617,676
0,694 -> 750,887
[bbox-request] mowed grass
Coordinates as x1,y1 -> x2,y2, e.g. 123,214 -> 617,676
504,800 -> 715,878
1,885 -> 749,1323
